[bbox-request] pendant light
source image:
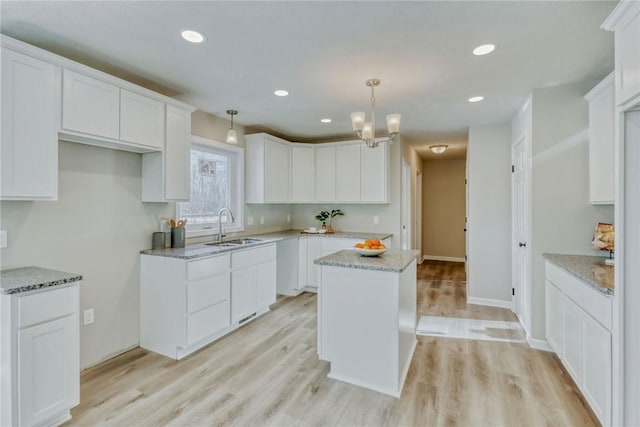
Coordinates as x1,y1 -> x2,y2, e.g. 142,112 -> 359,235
226,110 -> 238,144
350,79 -> 401,148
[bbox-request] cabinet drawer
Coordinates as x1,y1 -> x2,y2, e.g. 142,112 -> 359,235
187,254 -> 229,282
232,244 -> 276,270
18,285 -> 79,329
186,301 -> 230,345
545,262 -> 612,330
187,273 -> 230,314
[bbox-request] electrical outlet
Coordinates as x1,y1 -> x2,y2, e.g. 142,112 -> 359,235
260,216 -> 265,225
373,216 -> 379,225
247,217 -> 254,225
83,308 -> 95,325
287,214 -> 291,223
0,230 -> 7,248
160,221 -> 170,233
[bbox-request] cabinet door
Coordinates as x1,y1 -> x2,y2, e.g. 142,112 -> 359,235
615,4 -> 640,105
588,80 -> 615,204
164,105 -> 191,201
62,70 -> 119,139
264,138 -> 290,203
1,48 -> 59,200
360,142 -> 388,202
18,314 -> 79,426
291,145 -> 315,202
583,314 -> 612,425
335,144 -> 361,202
563,297 -> 583,384
256,260 -> 277,308
315,146 -> 336,202
231,268 -> 257,323
545,281 -> 563,355
120,89 -> 165,149
298,238 -> 308,288
306,238 -> 323,290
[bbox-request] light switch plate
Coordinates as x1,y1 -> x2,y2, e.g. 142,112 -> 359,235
260,216 -> 265,225
247,217 -> 254,225
0,230 -> 7,248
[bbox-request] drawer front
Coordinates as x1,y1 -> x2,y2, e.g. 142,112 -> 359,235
186,301 -> 230,345
187,273 -> 230,314
545,261 -> 612,330
232,244 -> 276,270
18,284 -> 79,329
187,254 -> 229,282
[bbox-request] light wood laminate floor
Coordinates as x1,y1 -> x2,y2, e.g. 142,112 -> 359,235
66,260 -> 599,426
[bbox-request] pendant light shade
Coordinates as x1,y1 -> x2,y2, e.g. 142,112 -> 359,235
350,79 -> 401,148
226,110 -> 238,144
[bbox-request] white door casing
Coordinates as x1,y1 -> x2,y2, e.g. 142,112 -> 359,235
401,160 -> 411,250
415,170 -> 423,261
512,132 -> 532,336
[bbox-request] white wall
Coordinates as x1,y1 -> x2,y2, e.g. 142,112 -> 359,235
0,141 -> 174,368
525,80 -> 615,340
467,123 -> 513,304
292,139 -> 403,248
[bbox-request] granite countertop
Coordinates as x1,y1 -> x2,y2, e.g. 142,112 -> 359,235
0,266 -> 83,295
141,230 -> 393,260
543,253 -> 614,295
314,249 -> 420,273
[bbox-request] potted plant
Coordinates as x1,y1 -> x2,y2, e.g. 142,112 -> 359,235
315,209 -> 344,233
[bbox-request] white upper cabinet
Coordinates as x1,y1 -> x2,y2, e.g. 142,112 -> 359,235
361,141 -> 389,203
291,144 -> 315,203
1,48 -> 60,200
335,144 -> 361,202
585,73 -> 615,204
120,89 -> 165,149
246,133 -> 291,203
62,70 -> 120,140
603,1 -> 640,106
164,105 -> 191,201
315,146 -> 336,202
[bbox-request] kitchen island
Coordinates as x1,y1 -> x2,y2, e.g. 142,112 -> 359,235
314,249 -> 419,397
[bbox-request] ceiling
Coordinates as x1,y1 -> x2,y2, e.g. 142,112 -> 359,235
0,1 -> 616,160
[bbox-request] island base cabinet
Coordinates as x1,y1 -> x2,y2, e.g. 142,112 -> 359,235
18,314 -> 79,427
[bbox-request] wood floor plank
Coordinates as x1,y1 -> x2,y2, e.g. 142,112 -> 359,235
66,260 -> 599,427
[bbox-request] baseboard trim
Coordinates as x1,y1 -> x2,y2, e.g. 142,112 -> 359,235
422,255 -> 466,263
81,343 -> 139,370
527,336 -> 553,352
467,297 -> 512,309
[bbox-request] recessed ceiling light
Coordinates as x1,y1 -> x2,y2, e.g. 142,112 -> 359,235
181,30 -> 205,44
468,96 -> 484,103
473,44 -> 496,56
321,118 -> 332,123
274,90 -> 289,97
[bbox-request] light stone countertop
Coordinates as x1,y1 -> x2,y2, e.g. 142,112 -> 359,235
314,249 -> 420,273
543,253 -> 614,295
0,266 -> 83,295
140,230 -> 393,260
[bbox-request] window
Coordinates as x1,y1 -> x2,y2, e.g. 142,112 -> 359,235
177,135 -> 244,237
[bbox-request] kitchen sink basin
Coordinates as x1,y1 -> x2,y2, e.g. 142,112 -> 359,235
204,238 -> 264,247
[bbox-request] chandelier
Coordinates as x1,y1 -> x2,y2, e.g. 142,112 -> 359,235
350,79 -> 401,148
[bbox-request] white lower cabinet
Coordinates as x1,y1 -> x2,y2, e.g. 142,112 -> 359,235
140,243 -> 277,360
231,245 -> 277,323
1,284 -> 80,427
545,261 -> 611,425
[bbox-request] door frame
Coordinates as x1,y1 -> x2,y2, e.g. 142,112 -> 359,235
401,159 -> 412,251
511,131 -> 533,337
415,170 -> 423,262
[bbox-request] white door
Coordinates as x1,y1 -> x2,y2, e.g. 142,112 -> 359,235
415,170 -> 423,261
512,133 -> 531,333
401,160 -> 412,250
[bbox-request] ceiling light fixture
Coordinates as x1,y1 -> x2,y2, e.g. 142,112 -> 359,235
468,96 -> 485,103
321,118 -> 332,123
274,90 -> 289,97
429,145 -> 448,154
225,110 -> 238,144
473,44 -> 496,56
181,30 -> 205,44
350,79 -> 401,148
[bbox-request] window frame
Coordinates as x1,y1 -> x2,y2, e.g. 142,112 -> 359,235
177,135 -> 244,238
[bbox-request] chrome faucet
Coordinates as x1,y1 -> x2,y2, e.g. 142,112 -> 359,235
216,207 -> 235,243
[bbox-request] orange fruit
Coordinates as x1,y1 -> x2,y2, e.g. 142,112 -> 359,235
379,244 -> 386,249
355,243 -> 364,248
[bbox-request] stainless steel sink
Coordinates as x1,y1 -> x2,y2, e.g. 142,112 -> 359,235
204,238 -> 263,247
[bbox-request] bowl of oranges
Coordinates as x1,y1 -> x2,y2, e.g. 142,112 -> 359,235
354,239 -> 387,256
